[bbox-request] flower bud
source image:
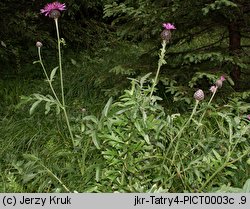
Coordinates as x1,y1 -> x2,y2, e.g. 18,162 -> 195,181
161,29 -> 172,41
194,89 -> 204,101
161,23 -> 176,41
36,41 -> 43,48
215,79 -> 223,88
209,85 -> 217,93
220,75 -> 226,81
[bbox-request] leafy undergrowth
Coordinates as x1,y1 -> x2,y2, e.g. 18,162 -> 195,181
1,0 -> 250,194
0,74 -> 249,193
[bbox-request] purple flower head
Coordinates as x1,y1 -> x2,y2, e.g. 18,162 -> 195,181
220,75 -> 226,82
209,85 -> 217,93
247,115 -> 250,121
40,2 -> 66,17
163,23 -> 176,30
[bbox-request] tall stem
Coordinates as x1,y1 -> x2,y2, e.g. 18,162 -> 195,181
54,18 -> 74,147
39,162 -> 71,192
170,100 -> 199,164
150,40 -> 167,98
54,18 -> 65,106
165,100 -> 200,158
161,100 -> 199,175
62,107 -> 74,145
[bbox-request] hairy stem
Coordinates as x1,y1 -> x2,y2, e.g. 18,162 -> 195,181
150,40 -> 167,98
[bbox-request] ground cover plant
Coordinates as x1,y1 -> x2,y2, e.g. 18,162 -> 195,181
0,1 -> 250,193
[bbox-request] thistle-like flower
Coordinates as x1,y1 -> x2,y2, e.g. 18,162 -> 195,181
247,115 -> 250,121
194,89 -> 204,101
40,2 -> 66,19
161,22 -> 176,41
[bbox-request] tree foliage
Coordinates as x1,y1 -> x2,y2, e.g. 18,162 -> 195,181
0,0 -> 108,76
103,0 -> 250,90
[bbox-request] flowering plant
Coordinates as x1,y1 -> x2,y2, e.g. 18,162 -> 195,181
40,1 -> 66,17
35,2 -> 74,149
150,22 -> 176,97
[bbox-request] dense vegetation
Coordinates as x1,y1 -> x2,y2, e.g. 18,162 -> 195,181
0,0 -> 249,192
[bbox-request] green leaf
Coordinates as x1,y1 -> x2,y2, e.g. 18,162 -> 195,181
227,76 -> 235,86
23,173 -> 37,184
226,164 -> 237,170
83,115 -> 98,124
214,185 -> 243,193
33,93 -> 46,100
33,60 -> 40,64
1,40 -> 6,47
243,179 -> 250,192
60,38 -> 66,46
81,123 -> 85,133
71,58 -> 77,66
143,134 -> 150,145
29,100 -> 42,115
102,97 -> 113,118
212,149 -> 222,161
45,101 -> 51,115
134,121 -> 142,132
140,73 -> 151,87
91,131 -> 100,149
50,66 -> 59,81
56,104 -> 61,115
95,166 -> 100,182
247,158 -> 250,165
22,154 -> 39,161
